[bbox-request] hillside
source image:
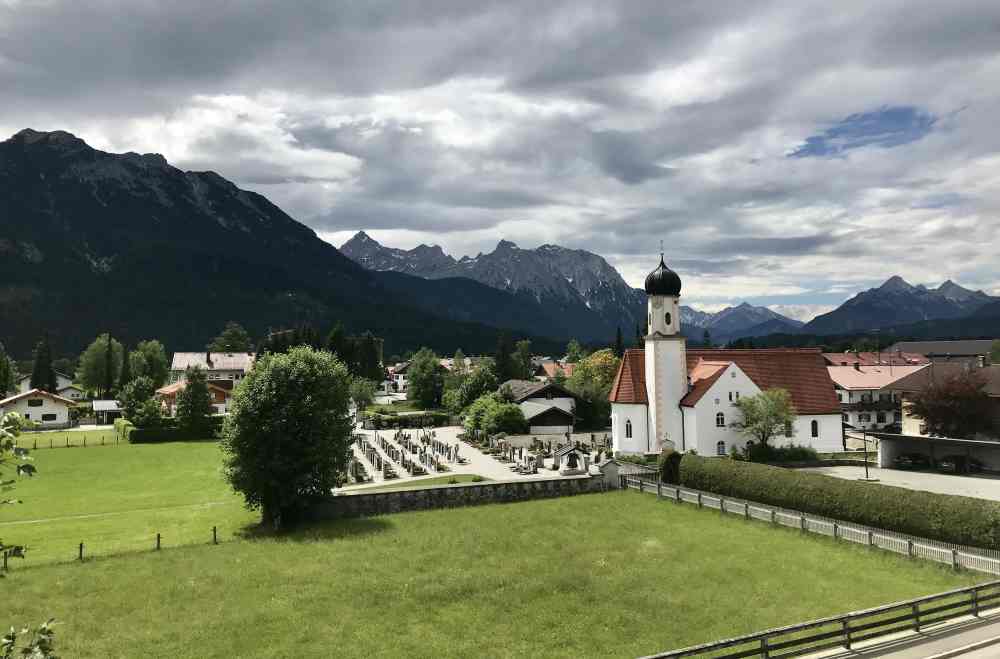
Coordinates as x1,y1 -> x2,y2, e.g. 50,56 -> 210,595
0,129 -> 565,357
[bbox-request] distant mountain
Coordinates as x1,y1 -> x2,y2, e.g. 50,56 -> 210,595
803,276 -> 997,335
341,232 -> 803,344
0,129 -> 567,357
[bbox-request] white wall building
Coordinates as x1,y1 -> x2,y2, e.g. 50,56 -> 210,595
609,255 -> 843,456
0,389 -> 76,429
826,364 -> 928,431
501,380 -> 578,435
169,352 -> 255,384
17,372 -> 73,394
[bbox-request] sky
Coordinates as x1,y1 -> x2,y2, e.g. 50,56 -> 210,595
2,1 -> 1000,321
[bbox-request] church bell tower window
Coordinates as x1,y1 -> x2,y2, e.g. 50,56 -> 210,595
664,312 -> 671,326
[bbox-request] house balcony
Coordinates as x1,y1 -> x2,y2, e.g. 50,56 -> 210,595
840,400 -> 899,412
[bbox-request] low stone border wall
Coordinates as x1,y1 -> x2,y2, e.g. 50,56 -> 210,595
770,459 -> 870,469
305,475 -> 606,521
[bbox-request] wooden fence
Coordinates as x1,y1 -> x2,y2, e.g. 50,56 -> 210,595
640,580 -> 1000,658
620,475 -> 1000,575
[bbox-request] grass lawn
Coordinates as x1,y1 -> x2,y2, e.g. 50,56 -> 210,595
2,441 -> 256,565
344,474 -> 488,492
6,491 -> 982,658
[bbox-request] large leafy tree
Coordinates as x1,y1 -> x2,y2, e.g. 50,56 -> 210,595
565,339 -> 586,364
207,321 -> 253,352
118,342 -> 133,389
463,393 -> 527,436
76,333 -> 123,397
325,323 -> 347,361
731,388 -> 797,447
175,367 -> 214,436
494,331 -> 515,382
222,346 -> 353,529
907,371 -> 994,439
452,359 -> 499,412
349,378 -> 377,413
29,335 -> 57,393
0,341 -> 16,395
566,348 -> 621,429
407,348 -> 444,409
130,339 -> 170,387
119,376 -> 161,428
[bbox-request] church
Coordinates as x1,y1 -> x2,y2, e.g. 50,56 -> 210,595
608,255 -> 843,456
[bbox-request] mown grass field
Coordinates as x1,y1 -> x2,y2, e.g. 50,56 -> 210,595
2,440 -> 257,565
6,480 -> 983,658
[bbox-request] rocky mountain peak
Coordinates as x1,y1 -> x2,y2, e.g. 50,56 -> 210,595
878,275 -> 915,293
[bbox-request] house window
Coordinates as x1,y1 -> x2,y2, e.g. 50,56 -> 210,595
879,393 -> 890,402
811,420 -> 819,438
876,412 -> 886,423
715,412 -> 725,427
23,413 -> 30,420
859,413 -> 871,422
731,371 -> 736,378
41,413 -> 57,422
27,399 -> 43,407
625,419 -> 632,439
716,441 -> 726,456
842,413 -> 849,422
714,398 -> 720,405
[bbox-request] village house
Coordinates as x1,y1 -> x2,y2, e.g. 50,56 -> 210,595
169,352 -> 255,384
826,364 -> 929,431
822,351 -> 929,367
887,340 -> 996,366
533,361 -> 575,382
17,371 -> 74,394
56,384 -> 88,402
0,389 -> 76,429
500,379 -> 578,434
156,380 -> 233,416
609,255 -> 843,456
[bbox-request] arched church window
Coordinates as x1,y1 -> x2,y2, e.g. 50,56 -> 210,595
811,420 -> 819,438
715,412 -> 725,427
625,419 -> 632,439
664,312 -> 671,326
716,440 -> 726,456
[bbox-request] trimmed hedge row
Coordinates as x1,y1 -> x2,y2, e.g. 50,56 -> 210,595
675,454 -> 1000,549
363,411 -> 450,430
115,416 -> 224,443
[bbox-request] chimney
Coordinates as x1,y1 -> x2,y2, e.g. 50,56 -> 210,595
206,351 -> 213,368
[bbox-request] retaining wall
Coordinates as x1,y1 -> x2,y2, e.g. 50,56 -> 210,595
306,475 -> 606,521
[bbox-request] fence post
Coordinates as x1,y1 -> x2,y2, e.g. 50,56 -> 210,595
868,530 -> 874,547
83,436 -> 86,447
33,438 -> 37,450
972,588 -> 980,617
842,619 -> 851,650
657,482 -> 662,499
697,493 -> 702,508
78,542 -> 84,561
907,539 -> 914,558
3,551 -> 7,572
912,603 -> 920,631
800,513 -> 806,532
720,498 -> 725,515
675,487 -> 681,504
213,526 -> 218,545
156,533 -> 161,551
744,502 -> 750,520
952,549 -> 960,570
760,636 -> 769,659
770,509 -> 776,525
833,522 -> 838,540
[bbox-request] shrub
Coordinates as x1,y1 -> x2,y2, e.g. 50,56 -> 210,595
677,454 -> 1000,548
471,475 -> 484,483
745,443 -> 819,463
363,411 -> 450,430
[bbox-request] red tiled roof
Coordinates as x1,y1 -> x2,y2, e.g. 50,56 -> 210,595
536,362 -> 575,379
608,347 -> 840,414
608,349 -> 647,404
822,351 -> 929,367
679,362 -> 728,407
687,348 -> 840,414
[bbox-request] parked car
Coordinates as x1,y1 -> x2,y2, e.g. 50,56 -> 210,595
892,453 -> 931,470
937,455 -> 985,475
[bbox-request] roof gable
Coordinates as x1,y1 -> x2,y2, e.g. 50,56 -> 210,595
680,362 -> 734,407
608,349 -> 647,404
1,389 -> 77,407
501,379 -> 576,403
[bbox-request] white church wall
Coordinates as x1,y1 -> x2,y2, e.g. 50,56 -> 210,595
782,414 -> 843,453
645,337 -> 687,453
689,364 -> 761,456
611,403 -> 650,454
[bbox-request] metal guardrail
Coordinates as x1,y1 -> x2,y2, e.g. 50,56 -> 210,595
620,475 -> 1000,575
639,580 -> 1000,659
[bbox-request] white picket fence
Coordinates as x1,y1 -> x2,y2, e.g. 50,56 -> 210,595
621,475 -> 1000,576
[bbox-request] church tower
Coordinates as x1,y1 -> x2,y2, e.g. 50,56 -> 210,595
643,254 -> 688,452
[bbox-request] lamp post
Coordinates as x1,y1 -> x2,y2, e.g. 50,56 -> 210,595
859,427 -> 879,482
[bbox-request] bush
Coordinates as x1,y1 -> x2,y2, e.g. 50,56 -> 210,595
363,411 -> 450,430
744,443 -> 819,464
677,454 -> 1000,548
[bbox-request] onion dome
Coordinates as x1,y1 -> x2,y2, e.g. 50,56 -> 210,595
644,255 -> 682,296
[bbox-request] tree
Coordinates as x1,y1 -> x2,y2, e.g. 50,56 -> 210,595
358,332 -> 383,382
349,378 -> 377,413
102,333 -> 116,397
702,329 -> 713,347
29,335 -> 57,393
494,331 -> 515,382
119,376 -> 158,426
118,342 -> 133,389
463,393 -> 528,436
907,371 -> 994,439
77,334 -> 124,397
175,367 -> 214,436
451,349 -> 467,377
512,339 -> 533,380
222,346 -> 353,529
456,359 -> 499,410
407,348 -> 444,409
614,327 -> 624,358
566,349 -> 621,429
0,341 -> 16,395
730,388 -> 797,448
635,324 -> 644,348
207,322 -> 253,352
565,339 -> 585,364
326,322 -> 347,359
130,340 -> 169,387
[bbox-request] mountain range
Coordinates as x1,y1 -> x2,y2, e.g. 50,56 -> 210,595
341,232 -> 805,343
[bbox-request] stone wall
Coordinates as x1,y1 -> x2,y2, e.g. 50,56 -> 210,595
305,475 -> 607,521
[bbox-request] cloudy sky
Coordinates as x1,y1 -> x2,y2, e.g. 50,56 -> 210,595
3,1 -> 1000,320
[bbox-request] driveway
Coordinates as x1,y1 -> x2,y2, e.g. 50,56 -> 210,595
802,465 -> 1000,502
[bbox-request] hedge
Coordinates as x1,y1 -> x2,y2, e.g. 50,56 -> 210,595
363,411 -> 450,430
675,454 -> 1000,549
116,415 -> 224,443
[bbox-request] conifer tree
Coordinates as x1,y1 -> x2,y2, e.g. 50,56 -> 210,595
102,333 -> 115,398
30,335 -> 57,393
614,326 -> 624,357
119,343 -> 133,389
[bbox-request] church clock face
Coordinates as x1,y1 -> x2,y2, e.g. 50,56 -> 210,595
651,298 -> 664,309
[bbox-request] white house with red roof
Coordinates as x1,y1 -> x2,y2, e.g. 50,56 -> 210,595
608,255 -> 843,456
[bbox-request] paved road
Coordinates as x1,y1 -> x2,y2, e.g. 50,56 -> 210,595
802,465 -> 1000,502
806,614 -> 1000,658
